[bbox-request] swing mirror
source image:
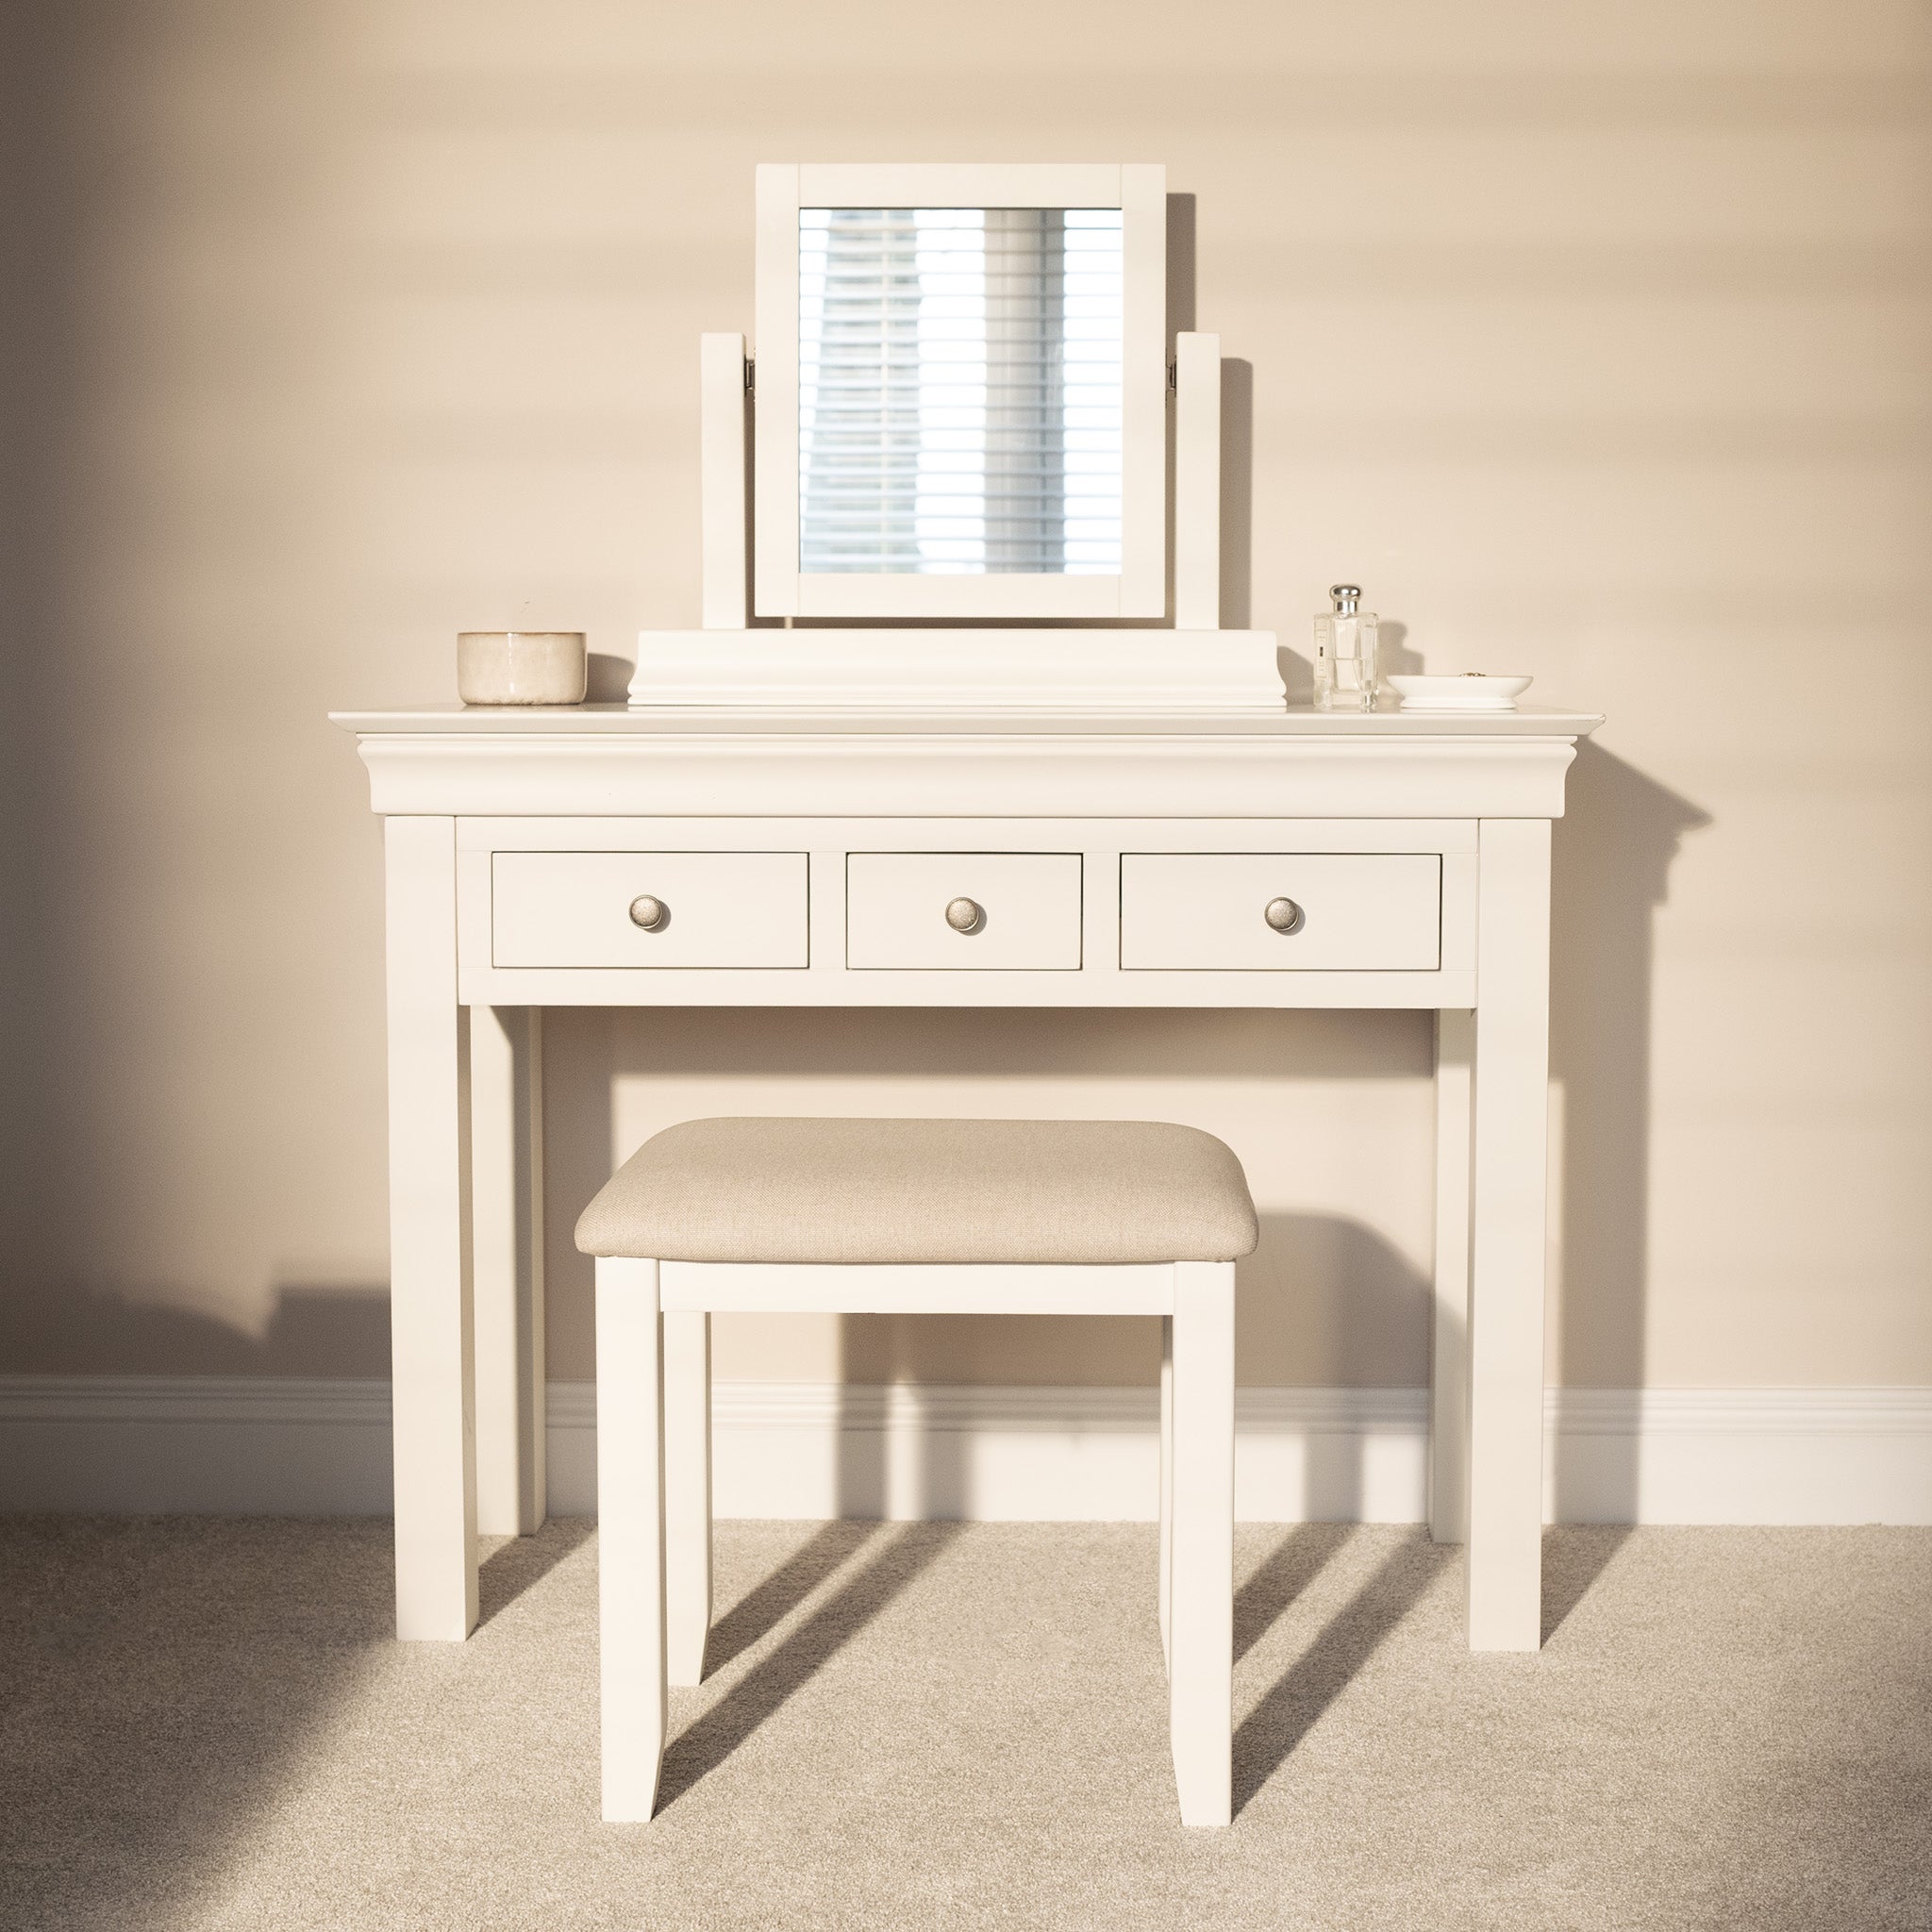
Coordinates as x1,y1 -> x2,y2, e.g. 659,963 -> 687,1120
753,164 -> 1168,621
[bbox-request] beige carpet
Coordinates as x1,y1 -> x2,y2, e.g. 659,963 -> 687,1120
1,1518 -> 1927,1931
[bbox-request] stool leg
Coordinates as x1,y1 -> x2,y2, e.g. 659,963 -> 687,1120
1169,1260 -> 1235,1828
663,1308 -> 712,1686
1158,1313 -> 1174,1675
596,1257 -> 666,1823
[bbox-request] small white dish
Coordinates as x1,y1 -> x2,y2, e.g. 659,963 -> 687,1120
1387,674 -> 1532,712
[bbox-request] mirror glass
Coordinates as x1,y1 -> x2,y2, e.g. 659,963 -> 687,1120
797,208 -> 1124,576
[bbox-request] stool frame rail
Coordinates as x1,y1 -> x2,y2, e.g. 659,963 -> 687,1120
595,1256 -> 1237,1829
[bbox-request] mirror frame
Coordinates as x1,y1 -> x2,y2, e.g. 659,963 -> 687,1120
752,162 -> 1167,622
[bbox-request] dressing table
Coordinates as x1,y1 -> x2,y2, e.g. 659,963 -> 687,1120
335,162 -> 1599,1659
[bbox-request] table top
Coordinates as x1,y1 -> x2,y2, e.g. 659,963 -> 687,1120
332,703 -> 1605,740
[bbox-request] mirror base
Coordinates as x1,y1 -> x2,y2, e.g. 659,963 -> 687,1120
627,629 -> 1285,713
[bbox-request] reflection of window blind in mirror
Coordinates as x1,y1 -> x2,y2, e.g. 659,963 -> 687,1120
797,208 -> 1124,575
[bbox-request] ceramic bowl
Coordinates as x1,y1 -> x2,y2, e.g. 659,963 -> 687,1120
457,631 -> 587,706
1386,673 -> 1532,712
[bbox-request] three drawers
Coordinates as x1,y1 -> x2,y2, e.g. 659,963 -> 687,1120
483,843 -> 1449,977
491,852 -> 808,968
1120,854 -> 1441,971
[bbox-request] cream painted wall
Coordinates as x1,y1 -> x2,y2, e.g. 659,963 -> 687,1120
3,0 -> 1927,1393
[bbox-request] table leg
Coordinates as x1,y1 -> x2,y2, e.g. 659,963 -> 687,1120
596,1258 -> 667,1821
663,1309 -> 712,1686
1151,1313 -> 1166,1676
1168,1260 -> 1235,1828
1158,1312 -> 1174,1674
1467,818 -> 1553,1652
473,1007 -> 547,1537
383,816 -> 476,1641
1430,1008 -> 1474,1545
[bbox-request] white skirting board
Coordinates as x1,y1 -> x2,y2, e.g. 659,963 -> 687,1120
2,1378 -> 1928,1525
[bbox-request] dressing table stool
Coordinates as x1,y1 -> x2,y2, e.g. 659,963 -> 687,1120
576,1115 -> 1259,1828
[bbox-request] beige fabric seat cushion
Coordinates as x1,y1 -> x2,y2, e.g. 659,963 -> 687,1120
575,1117 -> 1259,1266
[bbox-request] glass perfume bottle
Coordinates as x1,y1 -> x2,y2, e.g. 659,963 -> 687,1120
1313,585 -> 1379,711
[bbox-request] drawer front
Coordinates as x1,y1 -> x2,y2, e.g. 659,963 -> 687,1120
1120,853 -> 1441,971
491,851 -> 808,968
846,853 -> 1082,970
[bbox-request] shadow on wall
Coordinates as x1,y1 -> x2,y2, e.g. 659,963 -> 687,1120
1166,192 -> 1195,335
585,652 -> 633,701
530,773 -> 1703,1535
0,1279 -> 391,1377
790,1212 -> 1424,1525
1171,188 -> 1261,645
1174,191 -> 1257,642
541,1004 -> 1435,1384
833,1208 -> 1428,1398
1547,741 -> 1709,1520
1220,358 -> 1253,630
1376,620 -> 1424,677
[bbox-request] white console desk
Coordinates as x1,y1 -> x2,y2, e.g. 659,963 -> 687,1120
336,699 -> 1600,1655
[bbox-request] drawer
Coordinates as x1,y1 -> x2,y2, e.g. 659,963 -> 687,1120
1120,853 -> 1441,971
491,851 -> 808,968
846,853 -> 1082,970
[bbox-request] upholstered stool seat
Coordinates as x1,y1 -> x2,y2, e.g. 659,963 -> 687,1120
578,1116 -> 1256,1829
575,1115 -> 1258,1265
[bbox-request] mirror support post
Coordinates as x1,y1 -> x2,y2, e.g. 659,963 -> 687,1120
1174,331 -> 1221,630
701,332 -> 749,630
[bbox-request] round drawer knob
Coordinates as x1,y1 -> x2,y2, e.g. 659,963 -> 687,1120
628,894 -> 670,932
1263,896 -> 1305,935
944,896 -> 987,935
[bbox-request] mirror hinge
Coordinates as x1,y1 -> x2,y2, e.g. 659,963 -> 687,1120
1166,359 -> 1177,395
744,358 -> 756,395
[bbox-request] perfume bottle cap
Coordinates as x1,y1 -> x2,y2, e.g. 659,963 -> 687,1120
1329,584 -> 1361,615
